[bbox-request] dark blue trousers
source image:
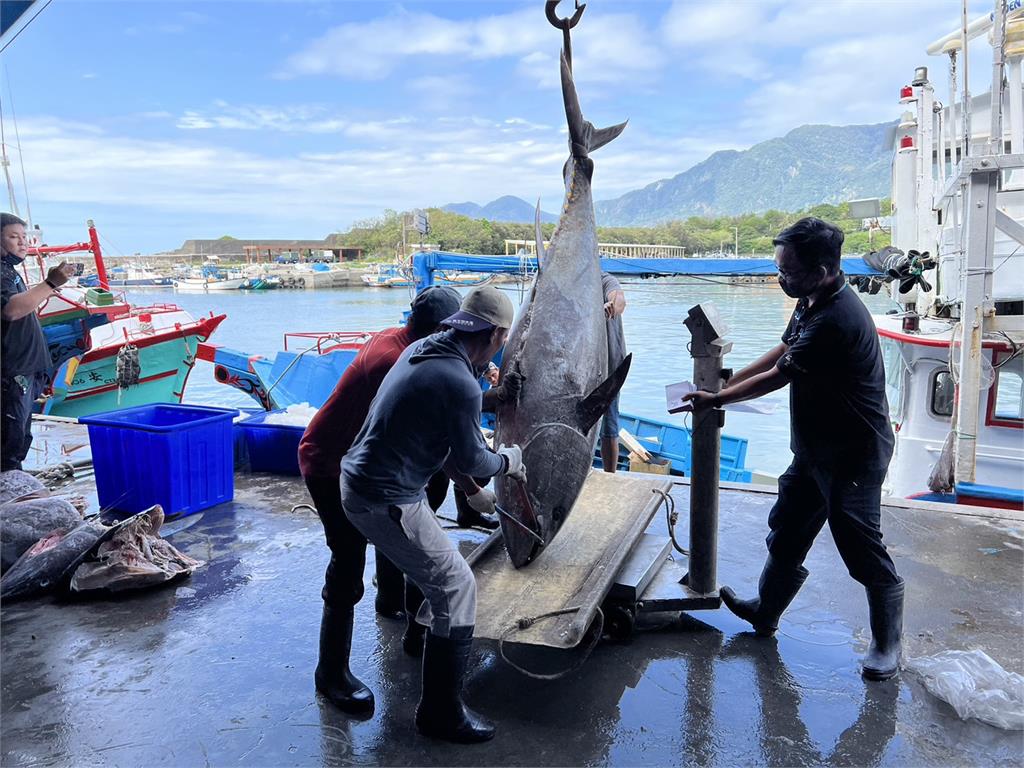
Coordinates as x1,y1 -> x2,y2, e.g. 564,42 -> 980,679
766,458 -> 900,589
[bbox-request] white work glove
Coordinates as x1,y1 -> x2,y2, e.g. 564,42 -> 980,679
466,487 -> 497,516
497,443 -> 527,483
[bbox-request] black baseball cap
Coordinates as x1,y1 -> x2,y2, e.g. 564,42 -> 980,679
409,286 -> 462,328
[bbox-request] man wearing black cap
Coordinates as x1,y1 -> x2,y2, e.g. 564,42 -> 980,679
341,285 -> 525,743
2,212 -> 75,471
299,286 -> 463,717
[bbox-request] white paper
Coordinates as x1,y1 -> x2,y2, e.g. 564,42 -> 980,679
665,380 -> 778,415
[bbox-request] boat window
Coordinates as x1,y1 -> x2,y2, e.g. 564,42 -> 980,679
992,353 -> 1023,424
880,338 -> 905,420
930,370 -> 955,418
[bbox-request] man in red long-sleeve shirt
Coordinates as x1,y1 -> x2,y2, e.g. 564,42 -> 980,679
298,287 -> 461,715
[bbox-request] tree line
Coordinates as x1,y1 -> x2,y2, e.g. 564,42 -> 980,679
332,201 -> 892,260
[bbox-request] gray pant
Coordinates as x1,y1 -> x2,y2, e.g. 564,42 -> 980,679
341,481 -> 476,637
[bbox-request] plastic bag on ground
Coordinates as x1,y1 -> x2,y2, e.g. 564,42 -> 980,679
907,649 -> 1024,730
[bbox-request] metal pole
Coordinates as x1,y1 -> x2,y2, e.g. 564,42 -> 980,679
963,0 -> 973,157
683,304 -> 731,596
991,0 -> 1007,154
954,164 -> 998,484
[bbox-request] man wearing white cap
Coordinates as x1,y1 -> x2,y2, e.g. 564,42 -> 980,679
341,285 -> 525,743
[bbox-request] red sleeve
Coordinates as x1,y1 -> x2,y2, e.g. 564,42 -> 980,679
297,334 -> 406,478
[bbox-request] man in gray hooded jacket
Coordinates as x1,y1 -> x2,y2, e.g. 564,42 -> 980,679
341,285 -> 525,744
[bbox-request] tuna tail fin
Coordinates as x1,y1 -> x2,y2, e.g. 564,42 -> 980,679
576,353 -> 632,434
534,198 -> 546,270
560,49 -> 627,159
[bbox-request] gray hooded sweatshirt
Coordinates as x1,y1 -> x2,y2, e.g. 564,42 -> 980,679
341,329 -> 504,505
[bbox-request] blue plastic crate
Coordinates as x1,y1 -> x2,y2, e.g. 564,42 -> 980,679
80,404 -> 237,516
235,410 -> 305,475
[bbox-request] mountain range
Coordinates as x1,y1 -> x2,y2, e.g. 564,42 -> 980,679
442,195 -> 559,224
441,122 -> 896,227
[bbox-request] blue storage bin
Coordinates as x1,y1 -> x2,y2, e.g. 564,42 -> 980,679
235,410 -> 305,475
80,404 -> 237,517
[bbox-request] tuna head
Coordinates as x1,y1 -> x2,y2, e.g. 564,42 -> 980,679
493,49 -> 629,568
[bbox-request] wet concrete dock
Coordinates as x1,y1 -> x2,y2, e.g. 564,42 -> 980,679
2,422 -> 1022,766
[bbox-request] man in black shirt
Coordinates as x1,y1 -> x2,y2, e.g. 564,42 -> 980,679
1,213 -> 75,471
684,217 -> 904,681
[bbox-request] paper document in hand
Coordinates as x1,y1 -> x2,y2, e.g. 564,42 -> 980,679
665,381 -> 778,415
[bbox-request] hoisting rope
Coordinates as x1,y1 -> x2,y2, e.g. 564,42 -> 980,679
498,605 -> 604,681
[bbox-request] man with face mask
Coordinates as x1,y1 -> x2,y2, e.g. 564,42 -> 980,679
1,213 -> 75,471
683,217 -> 903,682
341,285 -> 526,743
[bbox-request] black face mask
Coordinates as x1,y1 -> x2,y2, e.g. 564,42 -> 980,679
778,278 -> 809,299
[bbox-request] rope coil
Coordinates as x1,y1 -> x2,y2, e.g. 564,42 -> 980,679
498,605 -> 604,681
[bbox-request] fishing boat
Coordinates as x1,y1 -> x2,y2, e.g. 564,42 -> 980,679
361,263 -> 413,288
24,222 -> 225,418
875,6 -> 1024,509
79,264 -> 172,287
173,266 -> 245,292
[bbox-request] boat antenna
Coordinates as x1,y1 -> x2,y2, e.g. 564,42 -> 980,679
4,69 -> 33,229
0,95 -> 19,216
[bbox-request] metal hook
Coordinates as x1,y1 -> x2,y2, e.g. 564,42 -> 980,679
545,0 -> 586,31
545,0 -> 586,72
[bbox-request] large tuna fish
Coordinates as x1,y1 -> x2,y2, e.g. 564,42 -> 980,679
493,45 -> 630,568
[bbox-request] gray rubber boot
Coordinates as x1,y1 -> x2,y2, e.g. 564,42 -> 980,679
314,605 -> 374,716
415,626 -> 495,743
861,579 -> 905,681
720,556 -> 809,636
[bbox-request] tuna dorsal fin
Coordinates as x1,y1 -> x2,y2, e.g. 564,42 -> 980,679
560,49 -> 627,158
577,353 -> 632,434
534,198 -> 545,270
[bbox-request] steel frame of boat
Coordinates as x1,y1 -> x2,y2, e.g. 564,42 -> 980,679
883,4 -> 1024,509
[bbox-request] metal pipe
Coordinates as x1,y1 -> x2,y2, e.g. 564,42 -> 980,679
963,0 -> 973,158
683,304 -> 731,596
87,219 -> 109,291
1010,57 -> 1024,152
992,0 -> 1008,154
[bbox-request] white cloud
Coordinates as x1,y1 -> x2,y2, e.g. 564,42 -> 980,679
16,106 -> 728,250
280,6 -> 660,88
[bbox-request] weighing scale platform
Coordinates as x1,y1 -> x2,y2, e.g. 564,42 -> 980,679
469,471 -> 717,650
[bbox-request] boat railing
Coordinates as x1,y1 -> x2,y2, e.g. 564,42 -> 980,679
283,331 -> 375,355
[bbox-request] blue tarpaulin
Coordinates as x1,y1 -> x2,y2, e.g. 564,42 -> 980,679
412,250 -> 883,289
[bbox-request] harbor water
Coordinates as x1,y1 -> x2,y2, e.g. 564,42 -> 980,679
132,280 -> 898,477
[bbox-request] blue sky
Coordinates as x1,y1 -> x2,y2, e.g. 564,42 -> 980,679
1,0 -> 995,253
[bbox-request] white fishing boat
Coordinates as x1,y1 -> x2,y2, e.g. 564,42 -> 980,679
173,267 -> 245,292
876,2 -> 1024,509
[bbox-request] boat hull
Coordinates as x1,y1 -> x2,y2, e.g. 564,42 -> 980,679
45,314 -> 224,418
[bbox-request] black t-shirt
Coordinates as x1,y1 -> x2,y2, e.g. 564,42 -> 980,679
777,274 -> 894,470
1,254 -> 50,378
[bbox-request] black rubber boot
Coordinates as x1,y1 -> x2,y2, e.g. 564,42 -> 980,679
374,554 -> 406,620
720,556 -> 809,637
454,487 -> 499,530
314,605 -> 374,716
415,626 -> 495,743
861,579 -> 905,681
402,580 -> 427,657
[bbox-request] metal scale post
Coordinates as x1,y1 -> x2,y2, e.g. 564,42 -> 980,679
683,303 -> 732,596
